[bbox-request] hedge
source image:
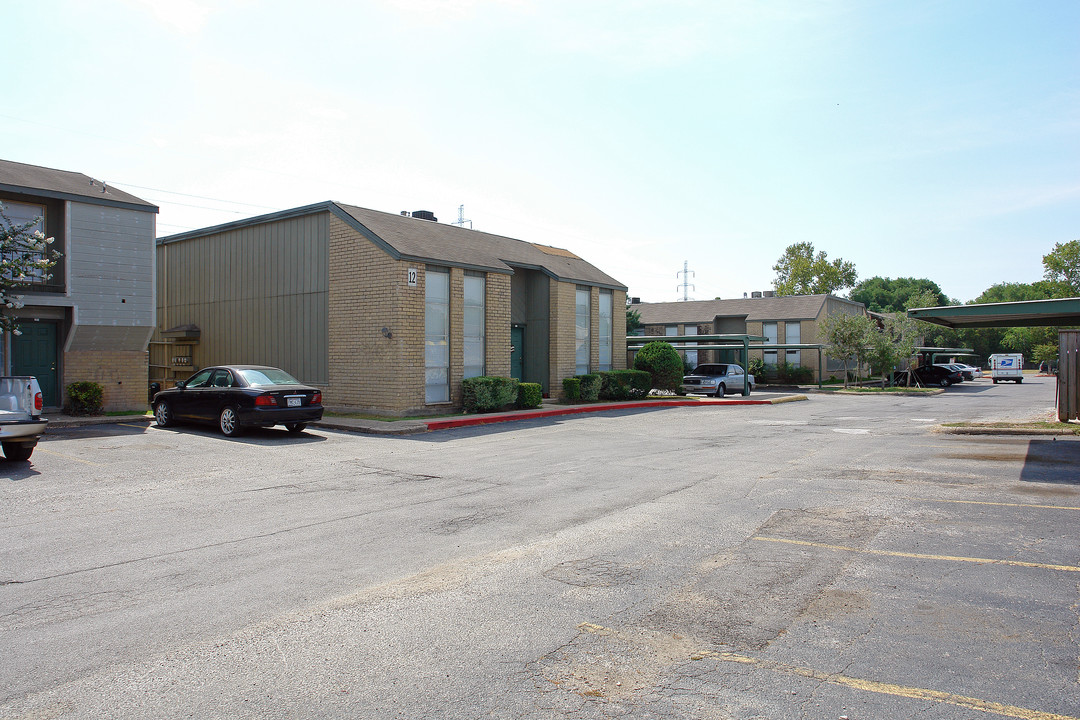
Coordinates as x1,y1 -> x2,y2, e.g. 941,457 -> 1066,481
66,381 -> 104,416
562,377 -> 581,401
462,376 -> 520,413
633,341 -> 683,392
598,369 -> 652,400
516,382 -> 543,409
577,373 -> 601,402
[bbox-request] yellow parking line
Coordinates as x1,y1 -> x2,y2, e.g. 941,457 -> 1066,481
33,447 -> 105,466
916,497 -> 1080,512
753,536 -> 1080,573
696,650 -> 1078,720
576,624 -> 1076,720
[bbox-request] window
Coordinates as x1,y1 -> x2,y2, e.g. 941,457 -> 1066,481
762,322 -> 778,366
1,200 -> 54,289
575,287 -> 591,375
785,322 -> 801,367
463,273 -> 485,379
598,291 -> 613,372
684,325 -> 698,367
425,268 -> 450,403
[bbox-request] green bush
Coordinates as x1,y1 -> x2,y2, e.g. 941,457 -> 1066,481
516,382 -> 543,409
633,341 -> 683,392
577,374 -> 601,402
776,361 -> 815,385
462,376 -> 520,413
66,381 -> 104,416
748,356 -> 766,378
562,377 -> 581,402
599,369 -> 652,400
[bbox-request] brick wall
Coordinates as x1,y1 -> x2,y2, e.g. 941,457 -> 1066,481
64,350 -> 149,412
549,279 -> 578,397
613,290 -> 627,370
486,273 -> 511,378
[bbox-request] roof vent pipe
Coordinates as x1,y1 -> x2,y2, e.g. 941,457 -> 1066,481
412,210 -> 438,222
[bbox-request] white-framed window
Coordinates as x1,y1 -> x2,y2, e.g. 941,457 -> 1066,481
785,321 -> 801,367
598,290 -> 613,372
0,200 -> 52,286
425,268 -> 450,403
762,322 -> 778,366
576,287 -> 591,375
463,273 -> 485,379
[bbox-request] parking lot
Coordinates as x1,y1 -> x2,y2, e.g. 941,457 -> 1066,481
2,376 -> 1078,719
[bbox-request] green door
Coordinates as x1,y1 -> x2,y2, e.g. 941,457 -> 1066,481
510,325 -> 524,381
12,321 -> 59,408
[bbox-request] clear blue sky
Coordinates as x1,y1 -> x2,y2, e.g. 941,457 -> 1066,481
4,0 -> 1077,303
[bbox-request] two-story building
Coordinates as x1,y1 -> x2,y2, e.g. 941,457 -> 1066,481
0,159 -> 158,410
154,202 -> 627,415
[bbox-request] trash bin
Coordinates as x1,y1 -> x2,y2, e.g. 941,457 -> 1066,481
148,382 -> 161,403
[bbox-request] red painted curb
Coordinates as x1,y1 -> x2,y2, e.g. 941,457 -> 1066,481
425,398 -> 772,431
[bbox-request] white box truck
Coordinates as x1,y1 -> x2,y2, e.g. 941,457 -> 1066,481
989,353 -> 1024,384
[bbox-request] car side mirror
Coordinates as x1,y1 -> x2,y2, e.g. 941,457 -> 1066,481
175,381 -> 186,389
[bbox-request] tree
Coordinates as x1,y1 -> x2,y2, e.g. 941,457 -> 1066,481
626,305 -> 642,335
633,341 -> 683,393
850,277 -> 947,313
772,242 -> 857,296
1043,239 -> 1080,294
819,312 -> 872,387
1,202 -> 58,337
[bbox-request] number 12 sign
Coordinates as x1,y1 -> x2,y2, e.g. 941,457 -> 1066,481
407,268 -> 418,287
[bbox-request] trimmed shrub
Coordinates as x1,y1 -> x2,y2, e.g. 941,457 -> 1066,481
562,377 -> 582,401
577,374 -> 601,402
776,361 -> 815,385
599,369 -> 652,400
633,341 -> 683,392
516,382 -> 542,409
462,376 -> 520,413
66,381 -> 104,416
748,356 -> 766,378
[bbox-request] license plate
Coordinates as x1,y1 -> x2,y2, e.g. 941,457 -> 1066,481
287,397 -> 301,407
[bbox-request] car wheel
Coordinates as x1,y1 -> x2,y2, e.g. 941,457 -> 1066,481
1016,378 -> 1023,384
992,379 -> 998,384
939,378 -> 949,388
715,383 -> 725,398
285,422 -> 307,433
219,406 -> 242,437
154,401 -> 173,427
2,442 -> 33,462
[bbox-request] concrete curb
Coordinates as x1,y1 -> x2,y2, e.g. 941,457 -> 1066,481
46,394 -> 810,436
937,426 -> 1079,436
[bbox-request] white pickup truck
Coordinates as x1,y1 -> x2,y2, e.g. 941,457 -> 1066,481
0,376 -> 47,461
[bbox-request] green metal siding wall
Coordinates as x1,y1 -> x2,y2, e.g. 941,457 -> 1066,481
157,212 -> 330,384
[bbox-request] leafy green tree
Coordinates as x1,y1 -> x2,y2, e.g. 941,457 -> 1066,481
633,341 -> 683,393
850,276 -> 947,313
772,242 -> 857,296
1033,343 -> 1058,368
819,311 -> 872,387
1043,239 -> 1080,294
625,305 -> 642,335
1,202 -> 59,336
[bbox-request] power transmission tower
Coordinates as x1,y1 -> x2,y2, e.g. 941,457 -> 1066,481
677,261 -> 695,301
451,205 -> 472,229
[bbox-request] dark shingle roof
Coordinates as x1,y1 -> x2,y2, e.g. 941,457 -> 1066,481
632,295 -> 835,324
0,159 -> 157,212
334,204 -> 624,289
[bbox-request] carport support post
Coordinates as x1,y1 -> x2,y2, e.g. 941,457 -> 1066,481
743,337 -> 750,396
818,347 -> 823,389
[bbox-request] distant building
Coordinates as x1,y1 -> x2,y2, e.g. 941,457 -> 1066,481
0,159 -> 158,410
630,293 -> 867,378
154,202 -> 627,415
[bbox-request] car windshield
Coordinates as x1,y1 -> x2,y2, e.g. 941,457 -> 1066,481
692,365 -> 727,375
238,368 -> 301,387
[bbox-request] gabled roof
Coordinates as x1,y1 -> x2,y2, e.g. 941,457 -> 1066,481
631,295 -> 846,324
159,201 -> 626,290
0,158 -> 157,212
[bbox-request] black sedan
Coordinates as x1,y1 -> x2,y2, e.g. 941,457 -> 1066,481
152,365 -> 323,436
892,365 -> 963,388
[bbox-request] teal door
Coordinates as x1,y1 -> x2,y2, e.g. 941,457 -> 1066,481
510,325 -> 524,381
12,321 -> 59,407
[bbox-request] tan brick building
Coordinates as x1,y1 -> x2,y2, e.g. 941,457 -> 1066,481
630,293 -> 867,381
154,202 -> 626,415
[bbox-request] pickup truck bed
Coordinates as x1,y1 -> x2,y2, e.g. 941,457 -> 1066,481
0,377 -> 47,461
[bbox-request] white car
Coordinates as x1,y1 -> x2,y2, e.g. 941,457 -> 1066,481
0,376 -> 47,461
681,363 -> 755,398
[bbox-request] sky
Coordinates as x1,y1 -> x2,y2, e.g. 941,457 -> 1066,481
4,0 -> 1078,304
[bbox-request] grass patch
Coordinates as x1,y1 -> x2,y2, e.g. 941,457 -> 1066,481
941,420 -> 1080,433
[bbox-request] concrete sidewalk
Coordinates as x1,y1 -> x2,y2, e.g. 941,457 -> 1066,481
44,392 -> 807,436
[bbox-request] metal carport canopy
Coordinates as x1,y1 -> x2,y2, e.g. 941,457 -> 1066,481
907,297 -> 1080,328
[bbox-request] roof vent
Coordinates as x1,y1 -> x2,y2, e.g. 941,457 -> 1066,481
630,297 -> 641,305
751,291 -> 762,299
412,210 -> 437,222
762,290 -> 775,297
